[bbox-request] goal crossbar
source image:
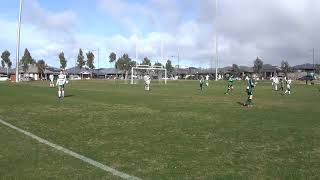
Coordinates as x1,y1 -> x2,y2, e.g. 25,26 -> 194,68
131,67 -> 167,84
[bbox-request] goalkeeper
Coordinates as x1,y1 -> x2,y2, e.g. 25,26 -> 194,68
144,74 -> 151,91
56,70 -> 67,98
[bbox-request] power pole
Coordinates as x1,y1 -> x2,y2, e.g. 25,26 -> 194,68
15,0 -> 23,82
178,47 -> 180,69
313,48 -> 315,71
98,48 -> 100,69
135,38 -> 138,61
161,39 -> 164,62
215,0 -> 218,81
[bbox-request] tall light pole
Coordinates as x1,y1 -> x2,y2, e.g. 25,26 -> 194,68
135,39 -> 138,61
313,48 -> 315,71
172,51 -> 180,77
161,39 -> 164,62
15,0 -> 23,82
215,0 -> 219,81
97,48 -> 100,69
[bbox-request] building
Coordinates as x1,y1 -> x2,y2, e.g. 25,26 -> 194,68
66,67 -> 124,79
292,63 -> 316,72
261,64 -> 280,79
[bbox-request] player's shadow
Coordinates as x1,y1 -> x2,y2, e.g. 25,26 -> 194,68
64,95 -> 74,98
237,102 -> 244,106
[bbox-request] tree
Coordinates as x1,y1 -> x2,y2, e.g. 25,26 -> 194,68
109,52 -> 117,66
59,52 -> 67,69
142,57 -> 151,66
1,50 -> 12,76
165,59 -> 174,76
36,60 -> 46,79
231,64 -> 240,76
21,48 -> 34,73
8,61 -> 12,69
115,54 -> 136,79
86,51 -> 95,69
253,57 -> 263,76
77,48 -> 85,69
281,60 -> 291,76
109,52 -> 117,77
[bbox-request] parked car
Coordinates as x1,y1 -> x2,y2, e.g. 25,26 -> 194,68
20,76 -> 34,81
69,75 -> 81,80
0,75 -> 8,81
298,75 -> 315,81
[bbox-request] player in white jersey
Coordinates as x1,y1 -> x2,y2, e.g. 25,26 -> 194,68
49,74 -> 54,87
271,76 -> 279,91
56,71 -> 66,98
144,74 -> 151,91
205,75 -> 209,86
284,78 -> 292,95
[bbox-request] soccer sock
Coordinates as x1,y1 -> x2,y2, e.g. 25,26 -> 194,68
62,90 -> 64,97
58,91 -> 61,97
245,98 -> 250,105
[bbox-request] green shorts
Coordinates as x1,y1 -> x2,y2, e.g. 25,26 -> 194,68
58,84 -> 65,88
247,89 -> 253,95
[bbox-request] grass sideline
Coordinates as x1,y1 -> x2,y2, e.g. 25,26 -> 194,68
0,80 -> 320,179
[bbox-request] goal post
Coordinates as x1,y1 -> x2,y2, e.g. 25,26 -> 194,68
131,65 -> 167,85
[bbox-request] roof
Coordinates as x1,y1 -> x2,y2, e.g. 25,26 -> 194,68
93,68 -> 123,75
19,64 -> 39,73
66,67 -> 93,74
66,67 -> 123,75
0,67 -> 15,74
292,63 -> 316,70
219,66 -> 232,73
239,66 -> 254,73
44,66 -> 61,74
262,64 -> 280,72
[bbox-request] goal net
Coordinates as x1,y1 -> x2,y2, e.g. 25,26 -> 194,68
131,65 -> 167,85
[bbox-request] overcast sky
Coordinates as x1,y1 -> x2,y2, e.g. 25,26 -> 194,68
0,0 -> 319,68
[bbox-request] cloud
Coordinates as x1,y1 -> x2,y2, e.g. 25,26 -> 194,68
199,0 -> 320,66
0,0 -> 79,67
1,0 -> 320,69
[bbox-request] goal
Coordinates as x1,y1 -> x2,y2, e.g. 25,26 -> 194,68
131,65 -> 167,85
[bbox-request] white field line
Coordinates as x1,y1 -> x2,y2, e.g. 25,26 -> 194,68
0,118 -> 141,180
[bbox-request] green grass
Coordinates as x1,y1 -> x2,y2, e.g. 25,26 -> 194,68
0,80 -> 320,179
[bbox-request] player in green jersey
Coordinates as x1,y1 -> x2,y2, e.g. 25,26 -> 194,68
225,75 -> 234,95
284,78 -> 292,95
199,75 -> 205,91
244,74 -> 256,107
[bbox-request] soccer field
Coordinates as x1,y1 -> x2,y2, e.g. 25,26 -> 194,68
0,80 -> 320,179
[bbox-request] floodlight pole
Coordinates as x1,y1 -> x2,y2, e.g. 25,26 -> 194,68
15,0 -> 23,82
131,67 -> 134,85
161,39 -> 164,62
135,39 -> 138,61
98,48 -> 100,69
165,69 -> 167,84
313,48 -> 315,71
215,0 -> 218,81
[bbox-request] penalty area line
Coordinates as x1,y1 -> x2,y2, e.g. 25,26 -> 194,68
0,118 -> 141,180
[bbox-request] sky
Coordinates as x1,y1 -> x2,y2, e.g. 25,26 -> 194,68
0,0 -> 319,68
